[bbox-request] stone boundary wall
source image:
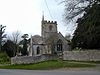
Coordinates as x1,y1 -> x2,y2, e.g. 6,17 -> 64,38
11,54 -> 57,64
63,50 -> 100,61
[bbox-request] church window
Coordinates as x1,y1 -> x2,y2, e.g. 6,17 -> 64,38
37,46 -> 40,54
57,39 -> 63,51
49,25 -> 53,31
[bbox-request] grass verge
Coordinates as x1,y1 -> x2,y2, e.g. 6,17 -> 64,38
0,60 -> 96,70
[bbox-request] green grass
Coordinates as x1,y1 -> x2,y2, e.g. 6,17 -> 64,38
0,60 -> 96,70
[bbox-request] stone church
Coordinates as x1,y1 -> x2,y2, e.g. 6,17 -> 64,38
28,16 -> 70,56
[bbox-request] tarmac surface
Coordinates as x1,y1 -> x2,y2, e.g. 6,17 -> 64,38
0,69 -> 100,75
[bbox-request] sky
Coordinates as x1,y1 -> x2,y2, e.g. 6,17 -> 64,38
0,0 -> 71,36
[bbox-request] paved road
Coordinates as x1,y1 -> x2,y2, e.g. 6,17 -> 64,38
0,69 -> 100,75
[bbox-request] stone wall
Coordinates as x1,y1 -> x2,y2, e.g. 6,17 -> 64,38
11,50 -> 100,64
11,54 -> 57,64
63,50 -> 100,61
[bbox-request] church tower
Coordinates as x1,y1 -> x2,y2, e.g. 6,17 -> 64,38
41,15 -> 58,40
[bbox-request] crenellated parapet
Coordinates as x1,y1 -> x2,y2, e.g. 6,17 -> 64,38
42,20 -> 57,25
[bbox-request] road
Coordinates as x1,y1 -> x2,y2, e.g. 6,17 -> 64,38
0,69 -> 100,75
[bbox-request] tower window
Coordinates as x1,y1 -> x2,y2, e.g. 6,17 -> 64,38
49,25 -> 53,31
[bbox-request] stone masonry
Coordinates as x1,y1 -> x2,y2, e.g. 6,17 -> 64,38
63,50 -> 100,61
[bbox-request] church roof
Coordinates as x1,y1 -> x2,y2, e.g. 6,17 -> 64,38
31,35 -> 43,44
44,32 -> 68,44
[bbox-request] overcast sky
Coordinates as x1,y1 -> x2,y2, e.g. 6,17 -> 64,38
0,0 -> 71,36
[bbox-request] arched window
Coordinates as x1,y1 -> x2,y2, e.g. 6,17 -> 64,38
37,46 -> 40,54
57,39 -> 63,51
49,25 -> 53,31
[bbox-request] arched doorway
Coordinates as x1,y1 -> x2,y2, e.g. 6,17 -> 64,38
37,46 -> 40,54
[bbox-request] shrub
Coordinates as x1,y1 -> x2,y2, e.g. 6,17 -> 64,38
0,51 -> 10,64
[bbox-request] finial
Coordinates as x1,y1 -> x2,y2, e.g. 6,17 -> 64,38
42,11 -> 44,21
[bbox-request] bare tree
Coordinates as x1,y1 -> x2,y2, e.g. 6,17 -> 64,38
63,0 -> 99,22
12,31 -> 22,55
7,31 -> 22,55
11,31 -> 21,44
65,33 -> 71,41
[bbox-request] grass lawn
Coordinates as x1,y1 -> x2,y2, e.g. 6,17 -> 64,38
0,60 -> 96,70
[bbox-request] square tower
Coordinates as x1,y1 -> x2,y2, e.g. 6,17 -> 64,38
41,17 -> 58,40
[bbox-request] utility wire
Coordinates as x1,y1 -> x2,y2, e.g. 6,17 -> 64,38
44,0 -> 53,19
